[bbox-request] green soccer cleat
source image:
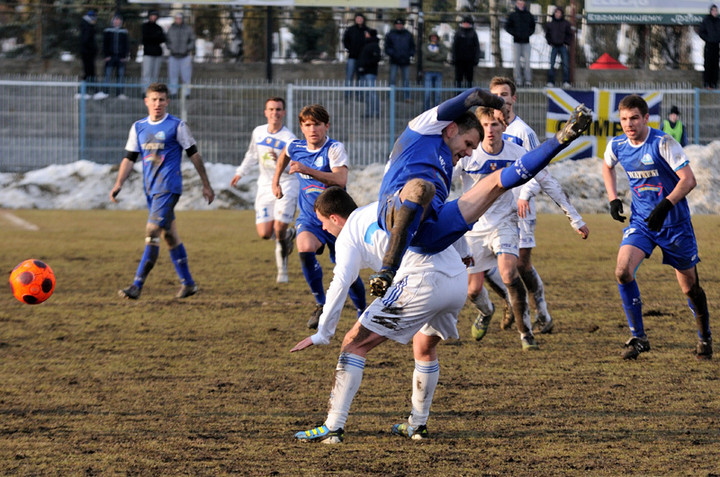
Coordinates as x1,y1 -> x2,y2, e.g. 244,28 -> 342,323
521,335 -> 540,351
295,425 -> 344,444
391,423 -> 428,440
471,311 -> 493,341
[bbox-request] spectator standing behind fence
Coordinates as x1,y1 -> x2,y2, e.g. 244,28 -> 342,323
424,32 -> 447,109
142,10 -> 166,91
451,16 -> 480,89
99,14 -> 130,100
385,18 -> 415,101
505,0 -> 536,87
544,6 -> 572,88
357,29 -> 381,118
342,13 -> 367,101
166,12 -> 195,99
663,106 -> 688,147
699,4 -> 720,89
77,10 -> 98,99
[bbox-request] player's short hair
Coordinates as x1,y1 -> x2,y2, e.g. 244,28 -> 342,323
454,111 -> 484,141
146,82 -> 169,97
474,106 -> 497,122
619,94 -> 649,116
265,97 -> 286,110
299,104 -> 330,125
314,186 -> 358,219
489,76 -> 517,96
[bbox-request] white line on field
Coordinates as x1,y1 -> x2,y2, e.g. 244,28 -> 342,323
0,211 -> 40,231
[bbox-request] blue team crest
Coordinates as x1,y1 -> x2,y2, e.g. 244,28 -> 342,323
641,153 -> 654,166
623,227 -> 636,239
155,131 -> 166,141
314,156 -> 324,168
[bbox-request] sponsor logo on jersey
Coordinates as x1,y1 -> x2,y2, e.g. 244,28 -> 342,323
438,154 -> 447,169
634,184 -> 663,196
627,169 -> 659,179
302,184 -> 326,195
641,153 -> 654,165
314,156 -> 325,168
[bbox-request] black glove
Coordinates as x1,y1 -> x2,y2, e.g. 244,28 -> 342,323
646,198 -> 674,232
464,88 -> 505,110
609,199 -> 626,222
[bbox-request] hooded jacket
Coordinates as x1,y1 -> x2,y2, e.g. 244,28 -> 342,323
545,9 -> 572,47
506,5 -> 536,44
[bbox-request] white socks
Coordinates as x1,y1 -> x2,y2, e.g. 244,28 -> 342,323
325,352 -> 365,430
408,359 -> 439,427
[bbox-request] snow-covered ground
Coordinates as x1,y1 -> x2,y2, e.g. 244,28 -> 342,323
1,141 -> 719,215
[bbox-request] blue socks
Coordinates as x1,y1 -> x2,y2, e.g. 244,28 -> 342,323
299,251 -> 325,304
500,136 -> 562,189
133,244 -> 159,288
348,276 -> 367,316
170,243 -> 194,286
618,280 -> 644,338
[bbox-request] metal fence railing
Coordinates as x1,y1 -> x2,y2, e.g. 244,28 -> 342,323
1,77 -> 717,172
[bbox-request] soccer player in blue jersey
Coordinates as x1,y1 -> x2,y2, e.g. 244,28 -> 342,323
110,82 -> 215,300
603,94 -> 712,360
369,87 -> 592,298
272,104 -> 366,329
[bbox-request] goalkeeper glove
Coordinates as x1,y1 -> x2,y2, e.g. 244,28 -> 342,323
646,198 -> 674,232
609,199 -> 626,223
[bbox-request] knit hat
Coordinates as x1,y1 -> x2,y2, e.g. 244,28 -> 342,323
86,10 -> 97,19
394,18 -> 404,25
670,105 -> 680,115
461,15 -> 474,25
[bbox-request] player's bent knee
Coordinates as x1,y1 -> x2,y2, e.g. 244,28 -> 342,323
401,178 -> 436,205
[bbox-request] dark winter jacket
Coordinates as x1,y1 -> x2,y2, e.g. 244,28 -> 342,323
385,28 -> 415,66
343,23 -> 368,60
699,11 -> 720,45
425,39 -> 449,72
544,11 -> 572,47
79,16 -> 97,57
506,7 -> 536,44
357,31 -> 381,76
452,26 -> 480,65
103,26 -> 130,59
142,21 -> 166,57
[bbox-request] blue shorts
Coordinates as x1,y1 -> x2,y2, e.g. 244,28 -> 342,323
378,191 -> 473,255
296,217 -> 337,263
621,219 -> 700,271
146,192 -> 179,230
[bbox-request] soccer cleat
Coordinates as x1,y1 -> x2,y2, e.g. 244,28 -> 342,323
369,269 -> 396,298
391,423 -> 428,440
695,337 -> 713,360
521,335 -> 540,351
556,104 -> 592,144
295,425 -> 344,444
500,303 -> 515,330
534,313 -> 554,334
471,311 -> 493,341
176,284 -> 198,299
621,336 -> 651,360
119,284 -> 141,300
307,303 -> 323,329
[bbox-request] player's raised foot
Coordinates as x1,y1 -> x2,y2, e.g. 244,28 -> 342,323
521,335 -> 540,351
556,104 -> 592,144
499,303 -> 515,330
621,336 -> 650,360
176,283 -> 198,299
534,313 -> 554,334
118,284 -> 141,300
295,425 -> 344,444
391,423 -> 428,440
307,303 -> 323,329
471,308 -> 494,341
695,337 -> 713,360
369,269 -> 396,297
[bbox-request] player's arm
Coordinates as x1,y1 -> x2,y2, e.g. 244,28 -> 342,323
110,153 -> 138,202
290,163 -> 348,188
645,164 -> 696,231
187,148 -> 215,204
516,176 -> 541,219
272,146 -> 290,199
602,144 -> 626,223
437,88 -> 504,121
231,132 -> 258,187
535,170 -> 588,238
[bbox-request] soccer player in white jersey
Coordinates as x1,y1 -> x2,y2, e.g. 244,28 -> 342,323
272,104 -> 366,330
487,76 -> 589,333
230,97 -> 298,283
110,82 -> 215,300
603,94 -> 711,360
456,106 -> 538,350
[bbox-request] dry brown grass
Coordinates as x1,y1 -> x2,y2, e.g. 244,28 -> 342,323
1,210 -> 719,476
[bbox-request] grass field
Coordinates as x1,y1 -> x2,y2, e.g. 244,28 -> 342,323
1,209 -> 719,476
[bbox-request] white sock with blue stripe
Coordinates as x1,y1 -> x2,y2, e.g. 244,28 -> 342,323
325,352 -> 365,431
409,359 -> 439,427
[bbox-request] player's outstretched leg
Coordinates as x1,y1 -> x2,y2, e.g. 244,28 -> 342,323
686,278 -> 712,360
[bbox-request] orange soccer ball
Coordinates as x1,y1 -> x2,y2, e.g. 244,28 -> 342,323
9,259 -> 56,305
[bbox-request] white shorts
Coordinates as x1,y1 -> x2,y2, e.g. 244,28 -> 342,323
518,217 -> 536,249
359,269 -> 466,344
465,219 -> 519,274
255,180 -> 298,225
